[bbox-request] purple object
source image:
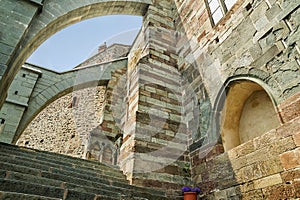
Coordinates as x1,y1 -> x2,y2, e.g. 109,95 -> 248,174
191,187 -> 201,193
182,186 -> 200,193
181,186 -> 191,192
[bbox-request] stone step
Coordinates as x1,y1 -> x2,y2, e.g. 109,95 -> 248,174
0,175 -> 168,200
0,170 -> 123,198
0,152 -> 126,183
0,179 -> 119,200
0,142 -> 123,178
0,159 -> 127,190
0,168 -> 167,199
0,191 -> 62,200
0,152 -> 166,197
0,163 -> 167,199
0,165 -> 115,194
0,143 -> 169,199
0,142 -> 118,170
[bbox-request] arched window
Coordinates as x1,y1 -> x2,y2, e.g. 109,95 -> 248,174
220,81 -> 280,151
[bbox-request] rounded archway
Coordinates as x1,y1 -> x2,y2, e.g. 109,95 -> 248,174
220,80 -> 280,151
0,0 -> 151,108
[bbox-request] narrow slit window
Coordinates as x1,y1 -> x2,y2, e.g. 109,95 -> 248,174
0,118 -> 5,135
67,96 -> 79,108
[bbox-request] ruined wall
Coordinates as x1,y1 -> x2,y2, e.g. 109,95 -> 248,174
174,0 -> 300,198
17,86 -> 106,158
16,44 -> 131,160
76,43 -> 131,68
85,66 -> 127,165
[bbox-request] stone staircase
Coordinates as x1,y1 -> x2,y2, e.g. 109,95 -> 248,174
0,142 -> 171,200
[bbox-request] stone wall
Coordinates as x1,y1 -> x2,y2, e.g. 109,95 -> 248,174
0,66 -> 40,143
15,43 -> 131,160
175,0 -> 300,103
174,0 -> 300,198
76,43 -> 131,68
17,86 -> 106,158
190,105 -> 300,199
1,0 -> 300,197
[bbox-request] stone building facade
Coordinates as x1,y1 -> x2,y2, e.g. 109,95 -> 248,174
16,43 -> 132,164
0,0 -> 299,199
174,0 -> 300,198
76,43 -> 131,68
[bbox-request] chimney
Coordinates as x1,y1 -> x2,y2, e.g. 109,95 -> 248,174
98,42 -> 107,53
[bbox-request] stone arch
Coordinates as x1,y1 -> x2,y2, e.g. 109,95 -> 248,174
13,59 -> 127,143
0,0 -> 151,108
213,76 -> 282,151
15,82 -> 105,143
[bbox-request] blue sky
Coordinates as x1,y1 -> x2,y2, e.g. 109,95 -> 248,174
27,15 -> 142,72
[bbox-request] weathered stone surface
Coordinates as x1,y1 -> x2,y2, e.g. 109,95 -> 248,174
278,92 -> 300,123
17,86 -> 106,159
262,184 -> 297,199
280,148 -> 300,170
0,0 -> 300,198
242,190 -> 264,200
0,57 -> 127,144
253,174 -> 283,189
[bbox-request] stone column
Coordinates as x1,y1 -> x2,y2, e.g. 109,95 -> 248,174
119,0 -> 191,191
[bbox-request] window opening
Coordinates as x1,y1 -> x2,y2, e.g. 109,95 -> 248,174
206,0 -> 238,25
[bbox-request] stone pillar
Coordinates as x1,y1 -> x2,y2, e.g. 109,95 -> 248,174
119,0 -> 191,191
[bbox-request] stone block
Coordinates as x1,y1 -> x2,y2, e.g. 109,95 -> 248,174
253,129 -> 277,150
0,53 -> 10,66
262,183 -> 296,199
276,117 -> 300,138
230,156 -> 248,171
281,168 -> 300,182
242,189 -> 264,200
249,43 -> 263,61
0,42 -> 14,57
293,133 -> 300,146
233,140 -> 255,158
278,92 -> 300,123
244,147 -> 271,166
251,45 -> 280,68
270,136 -> 297,156
259,157 -> 284,176
225,186 -> 241,198
280,148 -> 300,170
266,3 -> 282,21
250,1 -> 269,22
253,174 -> 282,189
234,164 -> 256,183
213,189 -> 227,199
255,16 -> 271,31
239,181 -> 255,193
294,180 -> 300,197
